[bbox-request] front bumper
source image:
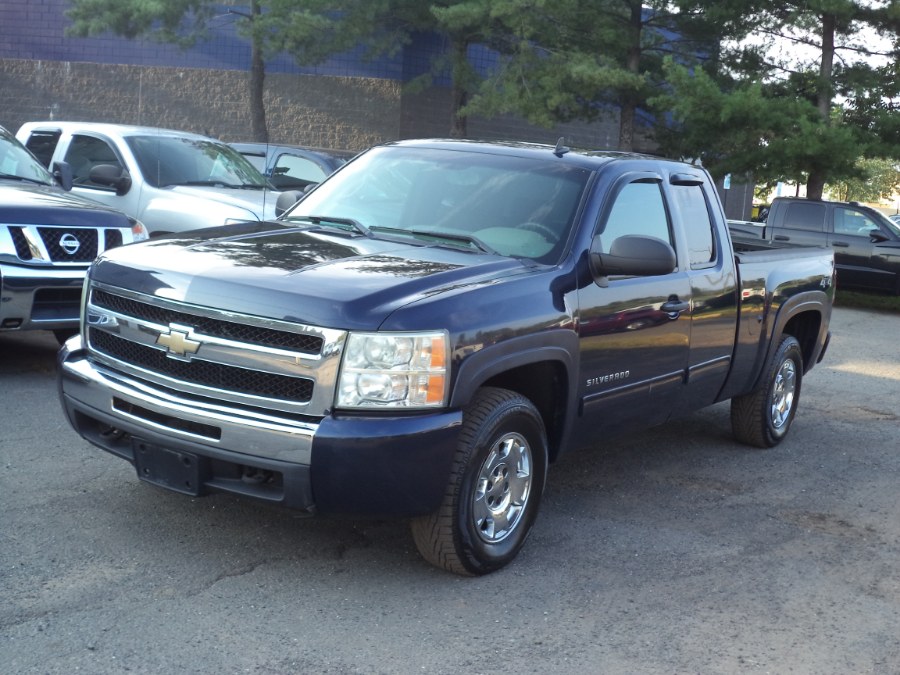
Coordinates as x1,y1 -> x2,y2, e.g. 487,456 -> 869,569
57,336 -> 462,516
0,263 -> 84,331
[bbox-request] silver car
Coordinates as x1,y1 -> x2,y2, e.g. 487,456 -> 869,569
17,122 -> 281,235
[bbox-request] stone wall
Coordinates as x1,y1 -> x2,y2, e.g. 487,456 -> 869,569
0,59 -> 402,151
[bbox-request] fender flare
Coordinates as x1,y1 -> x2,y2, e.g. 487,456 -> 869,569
449,329 -> 580,457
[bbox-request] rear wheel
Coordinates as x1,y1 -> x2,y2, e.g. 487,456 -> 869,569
731,334 -> 803,448
411,387 -> 548,575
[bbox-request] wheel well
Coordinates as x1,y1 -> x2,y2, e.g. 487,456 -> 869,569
481,361 -> 568,463
782,311 -> 822,372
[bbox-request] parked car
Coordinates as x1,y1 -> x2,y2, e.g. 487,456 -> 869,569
0,124 -> 147,343
229,142 -> 356,191
729,196 -> 900,294
58,139 -> 834,575
890,214 -> 900,226
17,122 -> 281,235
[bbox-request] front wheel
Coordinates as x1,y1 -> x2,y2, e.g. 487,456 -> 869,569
731,334 -> 803,448
411,387 -> 548,575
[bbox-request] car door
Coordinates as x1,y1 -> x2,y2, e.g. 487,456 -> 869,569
666,177 -> 739,413
829,206 -> 898,291
575,174 -> 692,441
61,133 -> 138,213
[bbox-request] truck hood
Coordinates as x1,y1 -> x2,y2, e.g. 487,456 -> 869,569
166,185 -> 280,221
0,181 -> 130,227
91,222 -> 529,330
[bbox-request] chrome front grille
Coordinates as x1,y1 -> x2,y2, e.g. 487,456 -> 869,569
85,283 -> 346,416
5,224 -> 122,264
90,329 -> 315,402
92,289 -> 324,354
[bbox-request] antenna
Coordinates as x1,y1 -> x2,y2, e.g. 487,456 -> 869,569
553,137 -> 570,157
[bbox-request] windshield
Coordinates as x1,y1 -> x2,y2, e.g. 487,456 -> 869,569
0,126 -> 54,185
126,135 -> 270,189
283,146 -> 591,263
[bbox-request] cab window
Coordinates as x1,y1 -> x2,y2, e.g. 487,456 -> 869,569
598,180 -> 672,253
63,135 -> 123,189
833,207 -> 880,236
670,184 -> 716,267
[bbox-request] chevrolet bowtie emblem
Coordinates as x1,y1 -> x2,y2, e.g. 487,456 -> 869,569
156,325 -> 201,360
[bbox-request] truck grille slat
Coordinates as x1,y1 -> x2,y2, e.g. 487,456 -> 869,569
92,289 -> 323,354
90,328 -> 314,403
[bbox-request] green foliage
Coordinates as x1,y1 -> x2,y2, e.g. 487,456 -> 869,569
66,0 -> 214,47
826,158 -> 900,202
63,0 -> 898,177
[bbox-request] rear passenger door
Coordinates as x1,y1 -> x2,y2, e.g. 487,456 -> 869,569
575,174 -> 692,440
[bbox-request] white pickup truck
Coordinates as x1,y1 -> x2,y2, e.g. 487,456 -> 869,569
17,122 -> 282,235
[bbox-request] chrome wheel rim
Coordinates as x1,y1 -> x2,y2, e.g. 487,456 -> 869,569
472,432 -> 532,543
770,358 -> 797,430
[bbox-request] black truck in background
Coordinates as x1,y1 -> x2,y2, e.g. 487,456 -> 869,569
57,140 -> 834,575
0,125 -> 147,343
729,196 -> 900,295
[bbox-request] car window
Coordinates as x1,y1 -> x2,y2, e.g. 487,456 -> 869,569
63,134 -> 123,189
670,184 -> 716,267
598,180 -> 673,253
783,202 -> 826,231
272,154 -> 327,189
23,130 -> 61,168
126,135 -> 267,188
285,146 -> 591,264
833,207 -> 880,236
1,127 -> 54,184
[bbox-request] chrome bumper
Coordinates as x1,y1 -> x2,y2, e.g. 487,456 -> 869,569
0,263 -> 84,331
59,335 -> 317,465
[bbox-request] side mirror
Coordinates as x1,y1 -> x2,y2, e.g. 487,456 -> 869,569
52,161 -> 73,191
870,230 -> 889,243
589,234 -> 676,284
275,189 -> 304,217
89,164 -> 132,196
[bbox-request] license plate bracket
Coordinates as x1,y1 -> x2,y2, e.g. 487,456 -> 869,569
132,439 -> 201,496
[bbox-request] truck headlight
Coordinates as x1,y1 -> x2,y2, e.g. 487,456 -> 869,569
129,218 -> 149,242
336,332 -> 448,409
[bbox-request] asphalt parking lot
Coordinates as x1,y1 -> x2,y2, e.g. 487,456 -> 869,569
1,306 -> 898,674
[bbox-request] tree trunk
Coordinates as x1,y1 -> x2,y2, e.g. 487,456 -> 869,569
618,2 -> 644,152
249,0 -> 268,143
450,39 -> 469,138
806,12 -> 835,200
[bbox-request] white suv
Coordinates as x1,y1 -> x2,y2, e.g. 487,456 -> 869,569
17,122 -> 281,235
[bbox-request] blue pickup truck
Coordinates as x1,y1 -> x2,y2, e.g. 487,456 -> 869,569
56,140 -> 834,575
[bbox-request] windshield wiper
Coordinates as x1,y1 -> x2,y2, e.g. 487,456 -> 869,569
370,226 -> 497,255
181,180 -> 243,188
0,172 -> 51,186
289,215 -> 371,238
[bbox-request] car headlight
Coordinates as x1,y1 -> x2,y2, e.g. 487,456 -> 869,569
336,331 -> 449,409
129,218 -> 149,241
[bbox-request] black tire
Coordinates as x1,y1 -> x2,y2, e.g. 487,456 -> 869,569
731,334 -> 803,448
411,387 -> 548,576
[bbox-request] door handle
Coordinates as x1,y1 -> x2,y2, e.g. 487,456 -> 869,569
774,234 -> 790,241
831,241 -> 849,248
